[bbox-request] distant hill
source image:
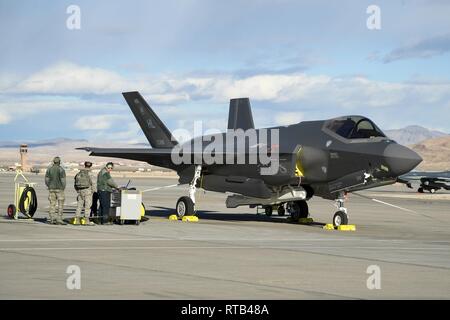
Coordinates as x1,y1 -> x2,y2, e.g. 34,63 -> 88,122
410,136 -> 450,171
385,125 -> 448,146
0,138 -> 148,167
0,138 -> 88,148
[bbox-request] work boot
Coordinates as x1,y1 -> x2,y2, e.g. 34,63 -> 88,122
56,219 -> 67,225
83,218 -> 95,226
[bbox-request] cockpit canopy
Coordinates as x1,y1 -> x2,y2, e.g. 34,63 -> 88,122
325,116 -> 386,139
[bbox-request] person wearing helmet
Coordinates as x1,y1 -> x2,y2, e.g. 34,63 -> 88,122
74,161 -> 94,225
97,162 -> 118,225
45,156 -> 66,225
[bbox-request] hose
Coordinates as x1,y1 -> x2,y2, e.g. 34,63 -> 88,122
18,186 -> 38,217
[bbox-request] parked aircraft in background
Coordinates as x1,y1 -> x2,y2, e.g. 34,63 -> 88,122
398,171 -> 450,193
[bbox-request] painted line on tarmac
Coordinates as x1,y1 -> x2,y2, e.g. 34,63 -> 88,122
0,246 -> 448,251
371,198 -> 417,213
141,184 -> 179,193
1,238 -> 446,242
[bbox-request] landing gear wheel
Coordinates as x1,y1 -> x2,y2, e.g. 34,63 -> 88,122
290,200 -> 308,220
7,204 -> 16,219
277,205 -> 285,216
418,187 -> 424,193
333,211 -> 348,227
176,196 -> 195,218
430,188 -> 436,194
264,206 -> 273,216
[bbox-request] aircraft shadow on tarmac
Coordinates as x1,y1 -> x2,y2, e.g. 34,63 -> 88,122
16,206 -> 323,227
146,206 -> 326,227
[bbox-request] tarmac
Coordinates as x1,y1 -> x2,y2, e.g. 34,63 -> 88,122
0,172 -> 449,299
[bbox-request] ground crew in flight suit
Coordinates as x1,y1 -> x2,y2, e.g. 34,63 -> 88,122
97,162 -> 118,225
45,156 -> 66,225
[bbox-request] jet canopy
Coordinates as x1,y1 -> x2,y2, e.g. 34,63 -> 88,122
325,116 -> 386,139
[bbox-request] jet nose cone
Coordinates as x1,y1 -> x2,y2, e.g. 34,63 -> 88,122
384,144 -> 422,176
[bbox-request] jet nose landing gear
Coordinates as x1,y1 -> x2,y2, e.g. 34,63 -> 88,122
333,192 -> 349,227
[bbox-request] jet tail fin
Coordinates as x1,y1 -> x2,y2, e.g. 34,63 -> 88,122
227,98 -> 255,130
122,91 -> 177,148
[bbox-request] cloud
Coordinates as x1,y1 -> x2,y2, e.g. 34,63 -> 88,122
8,62 -> 450,112
0,112 -> 11,124
0,95 -> 120,125
74,115 -> 129,131
275,112 -> 303,126
14,62 -> 130,95
2,61 -> 450,138
383,33 -> 450,63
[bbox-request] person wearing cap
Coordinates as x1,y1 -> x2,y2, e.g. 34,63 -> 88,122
74,161 -> 94,225
97,162 -> 118,225
45,156 -> 66,225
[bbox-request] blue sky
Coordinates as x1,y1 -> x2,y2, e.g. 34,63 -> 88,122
0,0 -> 449,143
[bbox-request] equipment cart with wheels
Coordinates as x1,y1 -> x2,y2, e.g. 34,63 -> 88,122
110,189 -> 143,225
7,169 -> 38,219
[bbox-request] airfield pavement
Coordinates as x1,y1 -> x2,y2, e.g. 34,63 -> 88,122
0,172 -> 449,299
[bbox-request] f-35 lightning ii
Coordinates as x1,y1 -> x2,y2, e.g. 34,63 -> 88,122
79,91 -> 422,226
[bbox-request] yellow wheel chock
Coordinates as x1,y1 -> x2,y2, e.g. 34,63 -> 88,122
182,216 -> 199,222
323,223 -> 356,231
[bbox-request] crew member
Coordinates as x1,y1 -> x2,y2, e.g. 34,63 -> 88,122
45,156 -> 66,225
74,161 -> 94,225
97,162 -> 118,225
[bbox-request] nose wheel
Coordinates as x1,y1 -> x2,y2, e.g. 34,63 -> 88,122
333,211 -> 348,227
333,193 -> 349,227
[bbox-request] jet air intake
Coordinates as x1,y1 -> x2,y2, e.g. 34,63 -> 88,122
296,145 -> 329,182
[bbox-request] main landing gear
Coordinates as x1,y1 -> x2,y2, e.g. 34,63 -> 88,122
333,192 -> 349,227
176,165 -> 202,218
287,200 -> 309,220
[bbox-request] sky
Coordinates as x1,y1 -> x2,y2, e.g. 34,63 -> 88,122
0,0 -> 449,144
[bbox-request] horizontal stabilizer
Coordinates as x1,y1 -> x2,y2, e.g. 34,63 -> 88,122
76,147 -> 175,169
227,98 -> 255,130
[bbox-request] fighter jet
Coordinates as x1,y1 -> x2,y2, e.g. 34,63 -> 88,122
398,171 -> 450,193
79,91 -> 422,226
